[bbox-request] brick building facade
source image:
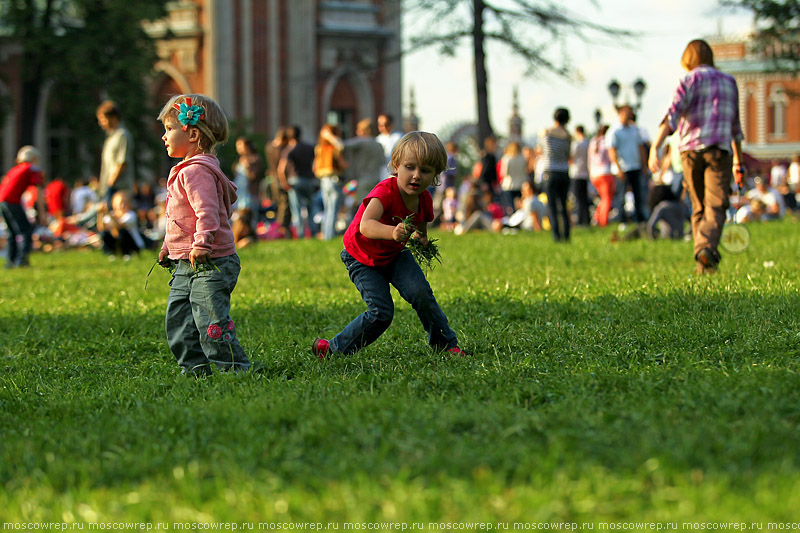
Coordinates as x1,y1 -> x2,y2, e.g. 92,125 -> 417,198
0,0 -> 402,176
710,35 -> 800,164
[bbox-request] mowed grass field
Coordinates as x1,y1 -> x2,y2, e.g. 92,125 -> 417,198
1,220 -> 800,525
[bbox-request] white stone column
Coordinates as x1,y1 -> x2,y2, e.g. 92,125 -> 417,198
736,75 -> 747,145
287,1 -> 317,141
204,0 -> 235,114
267,0 -> 281,134
241,0 -> 254,121
756,76 -> 766,146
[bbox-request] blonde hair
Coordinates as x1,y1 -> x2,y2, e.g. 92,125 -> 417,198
681,39 -> 715,71
158,94 -> 229,154
390,131 -> 448,186
356,118 -> 373,136
16,145 -> 40,164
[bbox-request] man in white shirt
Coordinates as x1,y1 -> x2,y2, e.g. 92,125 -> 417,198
746,176 -> 785,220
770,159 -> 787,188
96,100 -> 134,206
376,114 -> 402,180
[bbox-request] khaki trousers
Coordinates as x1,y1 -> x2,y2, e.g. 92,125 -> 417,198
681,147 -> 732,261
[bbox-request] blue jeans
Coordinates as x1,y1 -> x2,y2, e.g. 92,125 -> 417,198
330,249 -> 458,355
288,176 -> 319,238
0,202 -> 33,267
165,254 -> 250,375
319,176 -> 344,240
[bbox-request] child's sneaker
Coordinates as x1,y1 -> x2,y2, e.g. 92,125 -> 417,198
312,338 -> 330,359
447,346 -> 468,357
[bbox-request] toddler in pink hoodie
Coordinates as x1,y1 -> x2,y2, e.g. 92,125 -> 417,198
157,94 -> 250,375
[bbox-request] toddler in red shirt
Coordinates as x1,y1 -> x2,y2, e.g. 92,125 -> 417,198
313,132 -> 465,358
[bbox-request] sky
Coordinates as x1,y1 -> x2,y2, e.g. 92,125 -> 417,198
401,0 -> 754,143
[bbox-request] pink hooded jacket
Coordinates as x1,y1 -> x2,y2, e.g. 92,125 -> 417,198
161,154 -> 238,260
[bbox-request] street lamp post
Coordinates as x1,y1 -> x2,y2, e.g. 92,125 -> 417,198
607,78 -> 647,114
632,78 -> 647,113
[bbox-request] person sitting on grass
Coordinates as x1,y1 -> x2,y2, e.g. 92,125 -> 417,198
745,176 -> 785,221
312,131 -> 466,359
157,93 -> 251,376
504,181 -> 545,232
96,190 -> 147,259
735,198 -> 766,223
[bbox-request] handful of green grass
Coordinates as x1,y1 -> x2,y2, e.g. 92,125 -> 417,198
144,257 -> 219,289
399,214 -> 442,273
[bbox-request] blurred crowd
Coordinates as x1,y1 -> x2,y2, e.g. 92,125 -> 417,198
2,111 -> 798,268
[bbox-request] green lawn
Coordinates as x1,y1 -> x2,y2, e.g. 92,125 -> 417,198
1,220 -> 799,525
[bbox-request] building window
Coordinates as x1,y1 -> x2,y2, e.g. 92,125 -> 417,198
768,86 -> 788,139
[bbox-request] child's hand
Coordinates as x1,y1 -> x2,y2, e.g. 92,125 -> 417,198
415,233 -> 429,247
158,249 -> 169,263
392,222 -> 410,242
189,248 -> 210,268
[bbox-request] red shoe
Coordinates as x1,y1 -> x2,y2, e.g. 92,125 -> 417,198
312,338 -> 330,359
447,346 -> 468,357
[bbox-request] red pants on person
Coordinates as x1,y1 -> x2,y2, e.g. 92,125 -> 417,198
591,174 -> 616,227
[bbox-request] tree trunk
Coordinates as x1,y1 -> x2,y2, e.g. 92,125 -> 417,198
19,0 -> 55,147
472,0 -> 493,147
20,60 -> 42,147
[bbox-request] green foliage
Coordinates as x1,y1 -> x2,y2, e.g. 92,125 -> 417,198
2,221 -> 800,521
720,0 -> 800,72
3,0 -> 167,180
403,0 -> 634,143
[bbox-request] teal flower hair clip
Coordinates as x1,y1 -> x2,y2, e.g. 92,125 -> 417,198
172,97 -> 206,131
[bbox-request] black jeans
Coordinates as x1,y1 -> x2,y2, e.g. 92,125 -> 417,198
102,229 -> 142,256
0,202 -> 34,267
572,178 -> 590,226
622,169 -> 647,223
543,171 -> 571,241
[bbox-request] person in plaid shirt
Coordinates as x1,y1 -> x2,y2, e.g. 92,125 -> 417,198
648,39 -> 745,274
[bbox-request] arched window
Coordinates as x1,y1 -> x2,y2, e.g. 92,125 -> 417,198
768,85 -> 788,138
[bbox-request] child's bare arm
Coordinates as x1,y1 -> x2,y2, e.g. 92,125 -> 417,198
418,222 -> 430,247
359,198 -> 408,242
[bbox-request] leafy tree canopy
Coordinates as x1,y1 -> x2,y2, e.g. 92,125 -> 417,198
404,0 -> 633,81
720,0 -> 800,71
402,0 -> 633,142
2,0 -> 166,178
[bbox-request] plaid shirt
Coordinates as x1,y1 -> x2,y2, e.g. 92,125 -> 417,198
664,65 -> 744,153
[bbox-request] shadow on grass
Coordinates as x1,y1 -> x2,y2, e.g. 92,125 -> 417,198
1,289 -> 799,492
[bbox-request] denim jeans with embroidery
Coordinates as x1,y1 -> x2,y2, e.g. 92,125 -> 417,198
166,254 -> 250,374
330,249 -> 458,355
